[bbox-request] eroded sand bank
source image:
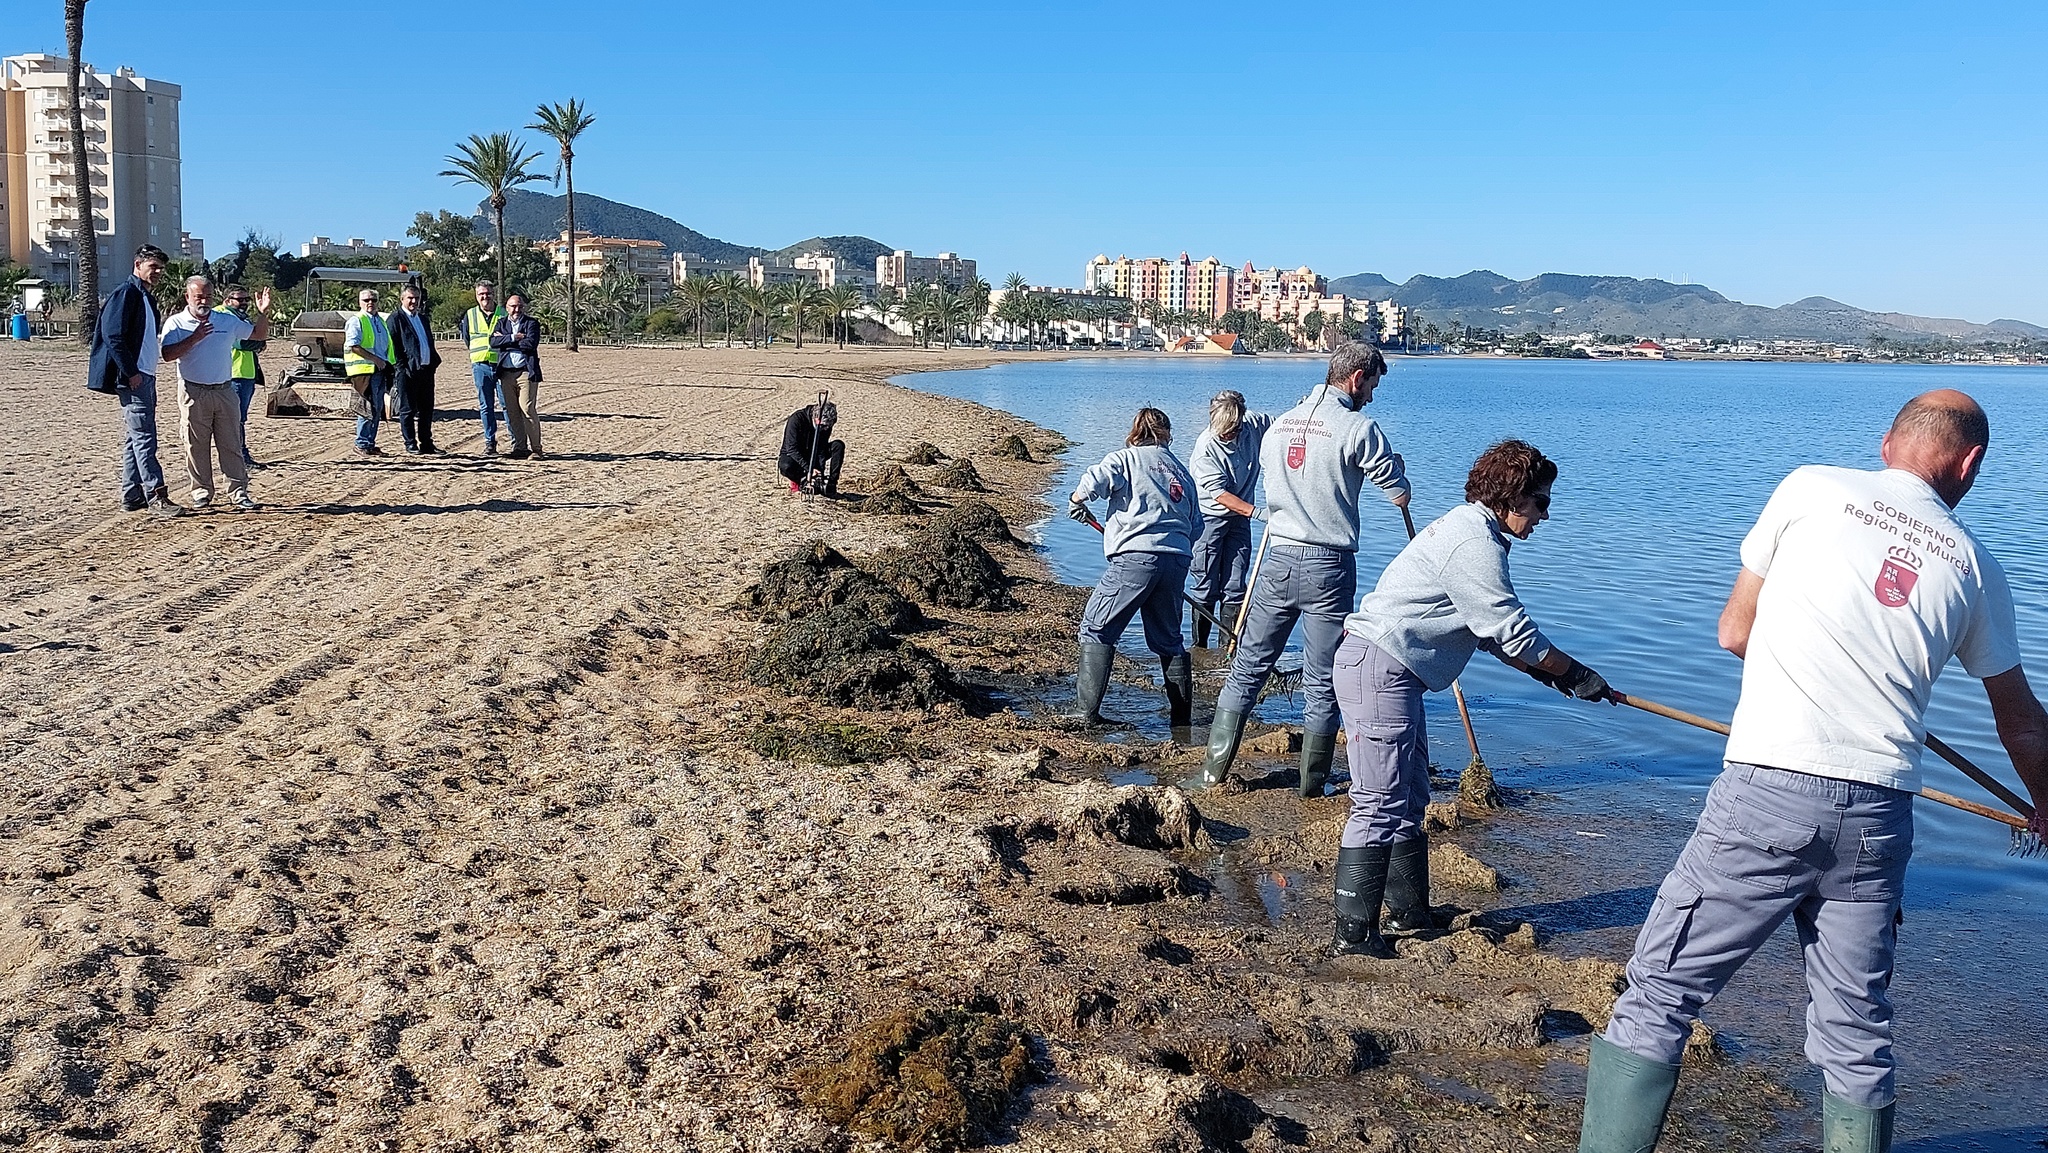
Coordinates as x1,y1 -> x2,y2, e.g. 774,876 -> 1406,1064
0,342 -> 1785,1150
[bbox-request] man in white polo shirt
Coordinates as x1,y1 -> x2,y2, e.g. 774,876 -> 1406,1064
160,276 -> 271,511
1580,389 -> 2048,1153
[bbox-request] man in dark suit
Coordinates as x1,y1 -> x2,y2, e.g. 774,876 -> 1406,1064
87,243 -> 188,517
390,284 -> 443,454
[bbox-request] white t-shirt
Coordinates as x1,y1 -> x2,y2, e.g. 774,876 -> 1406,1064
136,288 -> 161,378
160,306 -> 253,386
1726,465 -> 2020,791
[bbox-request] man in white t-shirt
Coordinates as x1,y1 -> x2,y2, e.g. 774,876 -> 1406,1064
1579,390 -> 2048,1153
160,276 -> 271,511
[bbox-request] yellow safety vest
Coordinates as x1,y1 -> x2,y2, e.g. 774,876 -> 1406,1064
343,311 -> 390,377
213,306 -> 258,381
467,306 -> 504,364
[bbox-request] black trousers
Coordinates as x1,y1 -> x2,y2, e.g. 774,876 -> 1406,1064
397,369 -> 437,449
779,439 -> 844,492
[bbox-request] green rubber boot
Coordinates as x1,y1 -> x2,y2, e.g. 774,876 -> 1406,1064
1161,652 -> 1193,728
1298,731 -> 1336,797
1579,1035 -> 1680,1153
1186,708 -> 1246,790
1332,843 -> 1395,957
1067,642 -> 1114,725
1822,1093 -> 1894,1153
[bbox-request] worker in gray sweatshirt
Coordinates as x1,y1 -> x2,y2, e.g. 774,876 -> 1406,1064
1333,439 -> 1613,957
1066,407 -> 1204,726
1188,390 -> 1273,648
1195,342 -> 1411,796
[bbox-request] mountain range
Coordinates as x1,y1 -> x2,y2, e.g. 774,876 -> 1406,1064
473,190 -> 2040,344
476,190 -> 892,272
1328,270 -> 2046,344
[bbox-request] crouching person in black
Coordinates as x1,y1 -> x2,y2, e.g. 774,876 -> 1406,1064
780,391 -> 845,496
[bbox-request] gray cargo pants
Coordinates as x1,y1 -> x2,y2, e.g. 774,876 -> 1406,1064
1216,543 -> 1355,737
1189,514 -> 1252,604
1079,551 -> 1190,657
1334,634 -> 1431,847
1605,762 -> 1913,1109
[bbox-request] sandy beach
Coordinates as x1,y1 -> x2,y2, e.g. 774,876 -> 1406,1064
0,341 -> 1783,1151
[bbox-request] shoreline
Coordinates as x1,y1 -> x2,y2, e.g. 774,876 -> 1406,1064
0,341 -> 1791,1150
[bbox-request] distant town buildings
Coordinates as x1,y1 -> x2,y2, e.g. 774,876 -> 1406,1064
547,231 -> 672,294
301,236 -> 406,259
1,53 -> 181,288
791,252 -> 873,294
673,251 -> 877,295
1086,254 -> 1235,318
178,231 -> 203,263
876,250 -> 976,295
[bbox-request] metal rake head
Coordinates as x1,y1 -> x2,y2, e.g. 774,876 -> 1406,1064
2010,827 -> 2046,859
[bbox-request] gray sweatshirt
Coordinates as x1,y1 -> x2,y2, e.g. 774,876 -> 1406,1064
1346,501 -> 1554,691
1190,412 -> 1273,518
1259,384 -> 1410,551
1073,443 -> 1203,557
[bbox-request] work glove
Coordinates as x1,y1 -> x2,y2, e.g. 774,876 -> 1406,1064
1523,664 -> 1561,690
1552,658 -> 1613,702
1067,498 -> 1094,525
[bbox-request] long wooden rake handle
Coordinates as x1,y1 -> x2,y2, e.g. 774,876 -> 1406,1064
1613,692 -> 2031,832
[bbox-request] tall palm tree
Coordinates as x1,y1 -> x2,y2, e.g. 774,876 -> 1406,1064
65,0 -> 97,344
930,289 -> 967,349
960,276 -> 991,347
736,283 -> 769,347
710,273 -> 744,347
440,132 -> 547,293
820,283 -> 863,349
774,278 -> 826,348
1001,271 -> 1029,295
528,99 -> 596,352
674,277 -> 715,348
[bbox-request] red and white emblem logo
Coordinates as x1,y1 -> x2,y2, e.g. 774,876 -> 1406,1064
1286,440 -> 1307,470
1168,477 -> 1184,502
1874,545 -> 1920,608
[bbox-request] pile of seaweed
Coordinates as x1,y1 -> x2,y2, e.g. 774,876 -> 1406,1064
988,433 -> 1033,462
801,1008 -> 1038,1151
858,464 -> 927,515
874,523 -> 1014,610
743,542 -> 922,632
748,717 -> 923,765
932,499 -> 1016,549
931,458 -> 986,492
744,606 -> 960,709
902,441 -> 947,465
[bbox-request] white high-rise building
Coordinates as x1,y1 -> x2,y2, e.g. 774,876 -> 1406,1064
1,53 -> 182,289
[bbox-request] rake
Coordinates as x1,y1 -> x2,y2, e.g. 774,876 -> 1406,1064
1615,691 -> 2042,857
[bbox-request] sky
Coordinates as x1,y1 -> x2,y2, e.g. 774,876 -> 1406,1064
14,0 -> 2048,323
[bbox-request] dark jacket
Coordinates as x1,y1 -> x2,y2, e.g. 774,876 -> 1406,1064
87,275 -> 157,394
389,307 -> 442,386
779,407 -> 837,476
489,315 -> 543,382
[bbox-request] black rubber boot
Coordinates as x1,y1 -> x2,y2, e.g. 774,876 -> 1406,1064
1298,731 -> 1336,798
1193,605 -> 1213,649
1382,834 -> 1433,934
1219,600 -> 1244,648
1186,708 -> 1246,790
1161,652 -> 1193,728
1332,843 -> 1394,958
1578,1035 -> 1680,1153
1822,1092 -> 1895,1153
1067,642 -> 1114,724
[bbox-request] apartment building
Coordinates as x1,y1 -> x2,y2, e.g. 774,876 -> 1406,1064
301,236 -> 405,259
547,231 -> 671,294
2,53 -> 181,289
875,249 -> 976,295
1086,253 -> 1236,318
792,251 -> 873,294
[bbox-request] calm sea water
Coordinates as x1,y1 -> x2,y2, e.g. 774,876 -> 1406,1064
904,355 -> 2048,1147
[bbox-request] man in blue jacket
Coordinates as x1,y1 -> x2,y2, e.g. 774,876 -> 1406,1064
87,244 -> 187,517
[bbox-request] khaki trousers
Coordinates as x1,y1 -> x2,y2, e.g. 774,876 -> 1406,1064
497,368 -> 531,452
520,374 -> 543,453
180,382 -> 249,502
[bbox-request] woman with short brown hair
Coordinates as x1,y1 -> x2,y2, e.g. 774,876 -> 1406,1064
1329,438 -> 1614,957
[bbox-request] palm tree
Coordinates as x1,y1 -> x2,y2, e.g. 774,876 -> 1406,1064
735,283 -> 769,347
1002,271 -> 1029,295
528,99 -> 597,352
674,277 -> 715,348
867,292 -> 899,342
820,283 -> 864,349
960,276 -> 991,347
930,289 -> 967,349
440,132 -> 548,292
774,278 -> 826,348
65,0 -> 97,343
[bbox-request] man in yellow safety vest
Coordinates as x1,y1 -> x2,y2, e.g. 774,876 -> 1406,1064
457,280 -> 515,458
344,288 -> 394,457
215,285 -> 266,470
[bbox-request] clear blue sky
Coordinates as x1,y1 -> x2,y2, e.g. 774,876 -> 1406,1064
16,1 -> 2048,322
